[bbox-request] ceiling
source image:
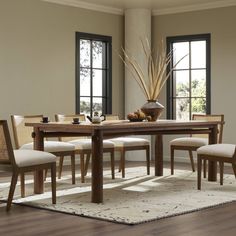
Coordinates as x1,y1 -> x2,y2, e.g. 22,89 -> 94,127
43,0 -> 236,15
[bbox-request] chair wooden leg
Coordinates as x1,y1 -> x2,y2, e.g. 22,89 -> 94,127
120,148 -> 125,178
219,161 -> 224,185
58,156 -> 64,179
44,169 -> 48,181
170,147 -> 174,175
118,152 -> 122,173
188,150 -> 195,172
203,160 -> 207,178
197,156 -> 202,190
84,154 -> 90,176
110,151 -> 115,179
51,163 -> 56,204
20,173 -> 25,198
80,154 -> 85,183
117,149 -> 123,173
232,163 -> 236,178
146,146 -> 150,175
6,170 -> 19,211
71,154 -> 76,184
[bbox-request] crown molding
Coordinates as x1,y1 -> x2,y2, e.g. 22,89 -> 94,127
42,0 -> 123,15
152,0 -> 236,16
43,0 -> 236,16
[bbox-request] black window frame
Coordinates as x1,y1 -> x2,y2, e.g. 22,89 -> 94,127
166,34 -> 211,120
76,32 -> 112,116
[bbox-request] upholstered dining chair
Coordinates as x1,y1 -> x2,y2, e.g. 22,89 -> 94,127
170,114 -> 225,176
197,144 -> 236,189
105,115 -> 150,178
0,120 -> 56,211
55,114 -> 115,182
11,115 -> 76,196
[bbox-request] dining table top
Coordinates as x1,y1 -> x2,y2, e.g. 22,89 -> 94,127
25,119 -> 220,133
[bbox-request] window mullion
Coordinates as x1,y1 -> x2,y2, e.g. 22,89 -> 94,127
102,42 -> 107,114
90,40 -> 93,116
170,44 -> 174,119
189,41 -> 192,120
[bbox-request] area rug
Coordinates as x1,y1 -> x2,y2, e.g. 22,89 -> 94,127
1,167 -> 236,225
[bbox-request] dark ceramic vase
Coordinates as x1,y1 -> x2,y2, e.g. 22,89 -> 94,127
141,100 -> 164,121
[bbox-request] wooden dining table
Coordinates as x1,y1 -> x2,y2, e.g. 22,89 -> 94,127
26,119 -> 219,203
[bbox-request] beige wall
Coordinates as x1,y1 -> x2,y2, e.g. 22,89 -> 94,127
153,6 -> 236,158
0,0 -> 124,124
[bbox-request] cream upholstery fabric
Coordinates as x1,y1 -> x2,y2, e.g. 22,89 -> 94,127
14,150 -> 56,167
170,137 -> 208,147
68,139 -> 114,150
20,141 -> 75,152
109,137 -> 150,147
197,144 -> 236,158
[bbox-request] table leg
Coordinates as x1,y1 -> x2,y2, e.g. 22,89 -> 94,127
155,134 -> 163,176
33,127 -> 44,194
91,130 -> 103,203
208,125 -> 218,181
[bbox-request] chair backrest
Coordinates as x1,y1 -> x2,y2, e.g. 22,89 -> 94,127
0,120 -> 16,167
55,114 -> 87,142
105,115 -> 119,121
192,114 -> 225,143
11,115 -> 43,149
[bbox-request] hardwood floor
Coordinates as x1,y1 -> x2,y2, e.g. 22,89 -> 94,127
1,161 -> 236,236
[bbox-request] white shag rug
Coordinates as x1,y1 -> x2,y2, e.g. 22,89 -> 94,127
1,167 -> 236,225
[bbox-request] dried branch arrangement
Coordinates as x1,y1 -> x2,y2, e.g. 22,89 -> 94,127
121,39 -> 186,100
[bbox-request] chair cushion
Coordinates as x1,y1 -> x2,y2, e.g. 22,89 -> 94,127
170,137 -> 208,147
109,137 -> 150,147
68,139 -> 114,150
20,141 -> 75,152
14,150 -> 56,167
197,144 -> 236,158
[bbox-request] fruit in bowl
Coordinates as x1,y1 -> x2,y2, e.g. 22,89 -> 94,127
127,109 -> 146,122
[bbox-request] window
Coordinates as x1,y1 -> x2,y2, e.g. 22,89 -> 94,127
167,34 -> 210,120
76,32 -> 112,117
